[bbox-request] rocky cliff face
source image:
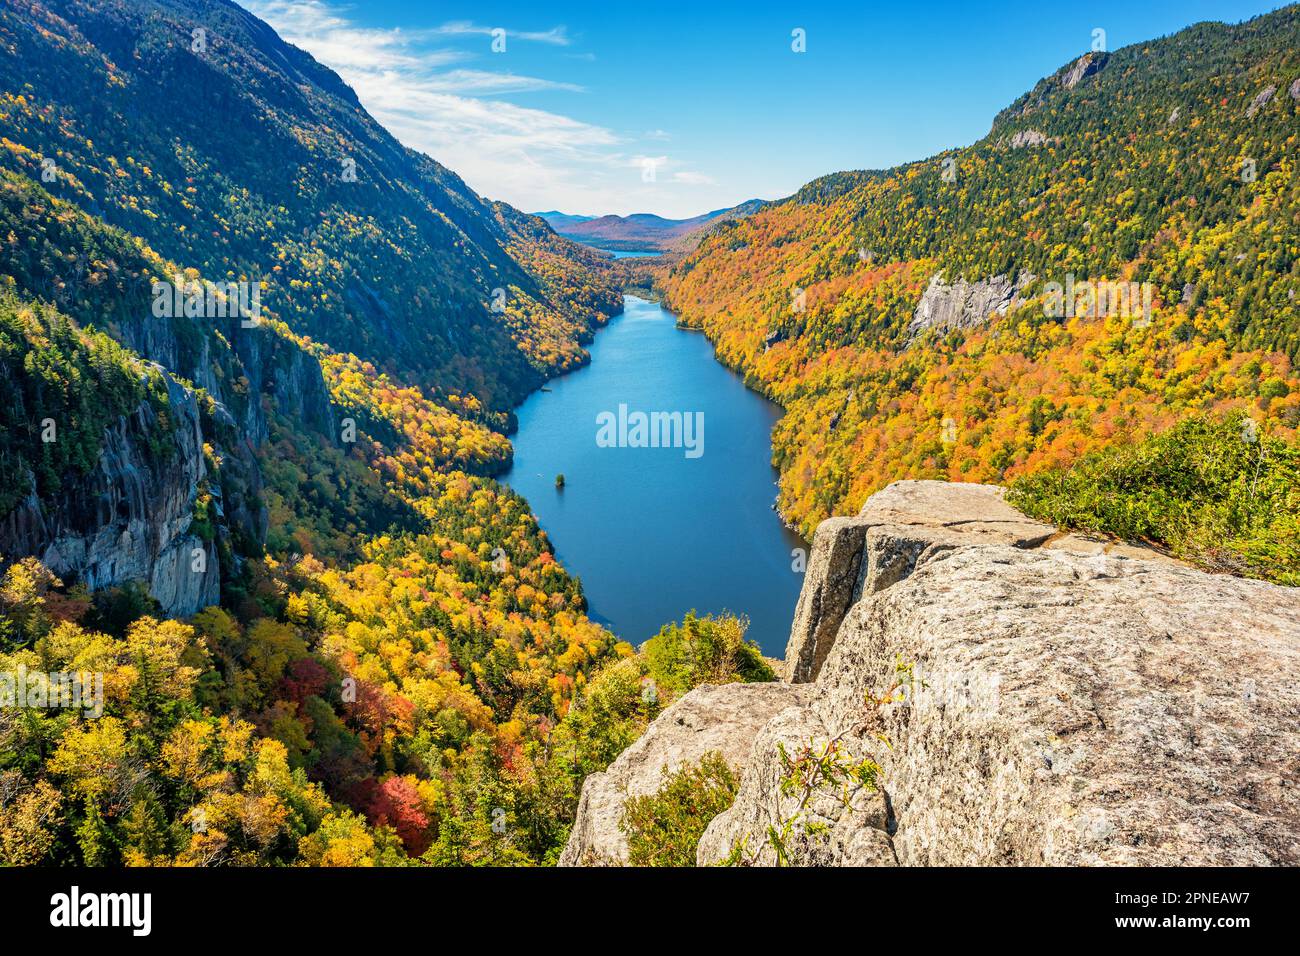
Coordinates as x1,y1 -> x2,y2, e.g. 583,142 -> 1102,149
0,297 -> 339,615
563,481 -> 1300,866
0,368 -> 219,616
1006,129 -> 1052,149
114,309 -> 335,451
907,272 -> 1033,338
1060,51 -> 1108,90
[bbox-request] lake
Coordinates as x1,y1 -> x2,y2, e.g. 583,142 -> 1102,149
503,294 -> 806,656
603,249 -> 660,259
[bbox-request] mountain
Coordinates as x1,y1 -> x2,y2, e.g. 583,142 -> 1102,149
538,200 -> 765,251
661,5 -> 1300,542
0,0 -> 622,409
661,199 -> 769,254
0,0 -> 646,867
0,0 -> 627,599
533,210 -> 597,230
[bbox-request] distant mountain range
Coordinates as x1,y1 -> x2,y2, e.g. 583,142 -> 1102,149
533,210 -> 598,231
536,200 -> 766,252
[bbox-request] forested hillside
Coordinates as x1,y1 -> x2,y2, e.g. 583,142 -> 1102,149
0,0 -> 757,867
3,0 -> 1298,871
662,6 -> 1300,544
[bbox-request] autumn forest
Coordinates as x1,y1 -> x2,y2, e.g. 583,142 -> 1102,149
1,0 -> 1298,877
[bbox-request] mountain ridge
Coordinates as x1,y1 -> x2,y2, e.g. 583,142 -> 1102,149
538,199 -> 766,251
0,0 -> 642,868
660,4 -> 1300,539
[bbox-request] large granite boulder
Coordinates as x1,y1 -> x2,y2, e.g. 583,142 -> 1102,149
704,482 -> 1300,866
784,481 -> 1056,682
558,681 -> 811,866
563,480 -> 1300,867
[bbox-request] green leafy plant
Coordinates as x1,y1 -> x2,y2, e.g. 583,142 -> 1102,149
726,659 -> 918,867
1008,413 -> 1300,585
619,752 -> 737,867
642,612 -> 774,698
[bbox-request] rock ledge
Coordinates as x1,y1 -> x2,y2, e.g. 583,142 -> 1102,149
560,480 -> 1300,867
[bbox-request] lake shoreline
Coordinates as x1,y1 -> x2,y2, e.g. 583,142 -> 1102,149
500,293 -> 807,655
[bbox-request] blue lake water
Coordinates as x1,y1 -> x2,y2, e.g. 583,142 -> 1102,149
603,249 -> 660,259
503,295 -> 806,656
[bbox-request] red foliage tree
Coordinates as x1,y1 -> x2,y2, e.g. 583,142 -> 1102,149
363,775 -> 432,855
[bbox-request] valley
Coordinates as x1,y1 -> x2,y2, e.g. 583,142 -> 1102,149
0,0 -> 1296,880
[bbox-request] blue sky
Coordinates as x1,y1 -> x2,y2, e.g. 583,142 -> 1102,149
243,0 -> 1291,218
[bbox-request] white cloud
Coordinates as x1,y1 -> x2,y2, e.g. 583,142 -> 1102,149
415,70 -> 585,95
430,21 -> 572,46
240,1 -> 722,217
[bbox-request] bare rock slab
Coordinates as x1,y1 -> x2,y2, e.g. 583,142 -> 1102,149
558,681 -> 811,866
742,477 -> 1300,867
784,481 -> 1055,682
569,480 -> 1300,868
798,546 -> 1300,866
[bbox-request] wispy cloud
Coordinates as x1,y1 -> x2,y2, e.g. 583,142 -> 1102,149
246,0 -> 442,71
430,21 -> 572,46
241,1 -> 718,216
417,70 -> 585,95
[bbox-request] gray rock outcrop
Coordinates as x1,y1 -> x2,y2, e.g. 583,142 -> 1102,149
3,274 -> 337,612
1007,129 -> 1050,149
710,481 -> 1300,866
908,272 -> 1033,338
1060,51 -> 1108,89
563,480 -> 1300,867
1246,84 -> 1277,117
784,481 -> 1056,682
558,681 -> 812,865
0,368 -> 219,616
